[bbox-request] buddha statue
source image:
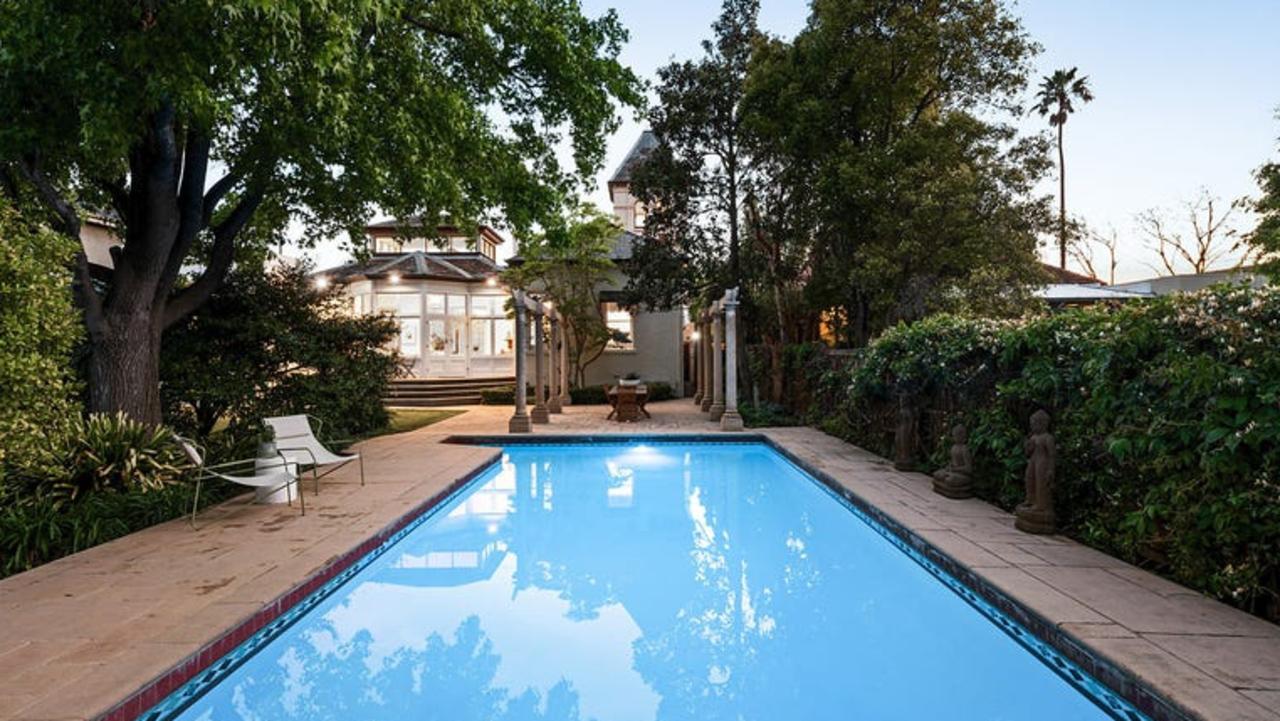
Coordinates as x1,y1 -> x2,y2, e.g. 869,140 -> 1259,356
1015,409 -> 1057,534
932,424 -> 974,499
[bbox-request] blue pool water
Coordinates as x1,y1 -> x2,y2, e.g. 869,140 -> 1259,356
150,442 -> 1144,721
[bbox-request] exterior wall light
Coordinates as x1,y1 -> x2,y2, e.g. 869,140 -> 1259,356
314,276 -> 330,290
388,271 -> 401,284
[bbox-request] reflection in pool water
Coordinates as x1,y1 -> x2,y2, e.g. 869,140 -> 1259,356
165,443 -> 1133,721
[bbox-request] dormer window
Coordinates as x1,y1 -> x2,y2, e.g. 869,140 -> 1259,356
373,236 -> 426,254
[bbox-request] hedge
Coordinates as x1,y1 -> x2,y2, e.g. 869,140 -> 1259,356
484,383 -> 676,406
812,284 -> 1280,622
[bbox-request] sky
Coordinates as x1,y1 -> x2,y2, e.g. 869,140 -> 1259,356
302,1 -> 1280,283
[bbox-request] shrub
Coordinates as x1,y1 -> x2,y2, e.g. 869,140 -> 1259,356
740,402 -> 800,428
481,386 -> 516,405
161,265 -> 401,451
46,413 -> 187,504
0,479 -> 244,577
570,385 -> 609,404
647,382 -> 675,401
820,286 -> 1280,621
0,200 -> 82,483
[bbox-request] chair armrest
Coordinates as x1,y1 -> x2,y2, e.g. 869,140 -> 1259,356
305,414 -> 326,441
276,445 -> 319,466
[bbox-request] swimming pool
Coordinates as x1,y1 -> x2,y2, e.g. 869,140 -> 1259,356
142,441 -> 1149,721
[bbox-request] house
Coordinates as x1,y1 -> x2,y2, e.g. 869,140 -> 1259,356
1108,265 -> 1268,296
315,130 -> 686,395
1034,263 -> 1270,307
1034,264 -> 1151,306
317,221 -> 511,379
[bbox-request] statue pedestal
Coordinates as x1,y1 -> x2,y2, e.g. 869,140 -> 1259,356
1015,506 -> 1056,535
932,474 -> 973,499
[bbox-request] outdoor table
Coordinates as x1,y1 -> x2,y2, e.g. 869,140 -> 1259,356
606,384 -> 651,420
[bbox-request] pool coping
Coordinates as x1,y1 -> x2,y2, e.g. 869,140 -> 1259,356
106,433 -> 1199,721
94,449 -> 502,721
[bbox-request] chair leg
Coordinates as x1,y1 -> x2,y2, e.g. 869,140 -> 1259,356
298,476 -> 306,516
189,476 -> 203,526
359,455 -> 365,486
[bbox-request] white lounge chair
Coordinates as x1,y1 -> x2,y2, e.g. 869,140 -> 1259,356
177,436 -> 303,523
264,414 -> 365,493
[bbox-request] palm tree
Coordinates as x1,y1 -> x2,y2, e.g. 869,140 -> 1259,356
1033,67 -> 1094,269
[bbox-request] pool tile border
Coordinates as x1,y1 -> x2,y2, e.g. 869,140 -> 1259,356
107,433 -> 1197,721
95,449 -> 501,721
760,438 -> 1198,721
454,433 -> 1197,721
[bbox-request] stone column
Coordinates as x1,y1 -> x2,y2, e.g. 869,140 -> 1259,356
720,289 -> 743,431
691,327 -> 702,404
531,308 -> 550,424
709,308 -> 725,421
706,317 -> 716,412
508,292 -> 531,433
558,317 -> 571,407
548,313 -> 563,413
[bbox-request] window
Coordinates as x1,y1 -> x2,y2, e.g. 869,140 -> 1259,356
376,293 -> 420,316
427,320 -> 447,355
601,302 -> 634,351
374,236 -> 425,254
468,295 -> 511,356
397,317 -> 421,357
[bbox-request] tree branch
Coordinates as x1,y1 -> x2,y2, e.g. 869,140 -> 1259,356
14,155 -> 80,239
156,133 -> 212,304
162,189 -> 263,328
74,250 -> 107,341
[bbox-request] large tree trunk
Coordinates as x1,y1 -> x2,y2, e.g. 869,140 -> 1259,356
89,309 -> 163,423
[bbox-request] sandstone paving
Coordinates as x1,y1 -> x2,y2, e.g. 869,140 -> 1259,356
0,402 -> 1275,720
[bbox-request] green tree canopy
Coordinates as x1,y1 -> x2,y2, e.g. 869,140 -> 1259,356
0,0 -> 642,421
1250,122 -> 1280,276
504,206 -> 623,386
743,0 -> 1052,345
624,0 -> 761,311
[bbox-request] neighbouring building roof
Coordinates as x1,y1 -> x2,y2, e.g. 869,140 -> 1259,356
1041,263 -> 1103,285
1109,266 -> 1268,296
1035,283 -> 1153,304
608,130 -> 659,186
319,250 -> 501,284
608,229 -> 644,261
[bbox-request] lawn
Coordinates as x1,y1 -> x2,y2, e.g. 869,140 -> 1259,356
381,408 -> 466,435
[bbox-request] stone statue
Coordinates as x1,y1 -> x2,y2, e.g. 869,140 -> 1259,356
893,394 -> 917,471
1015,410 -> 1057,534
932,424 -> 974,499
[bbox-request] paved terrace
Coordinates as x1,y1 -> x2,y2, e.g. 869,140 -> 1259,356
0,402 -> 1276,721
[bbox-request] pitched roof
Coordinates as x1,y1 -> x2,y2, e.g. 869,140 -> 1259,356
318,251 -> 501,283
608,130 -> 659,185
365,218 -> 506,246
1041,263 -> 1103,285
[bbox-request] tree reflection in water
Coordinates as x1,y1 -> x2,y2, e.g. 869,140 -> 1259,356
165,444 -> 1119,721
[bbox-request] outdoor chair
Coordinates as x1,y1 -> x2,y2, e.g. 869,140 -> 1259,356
177,436 -> 303,523
264,415 -> 365,493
